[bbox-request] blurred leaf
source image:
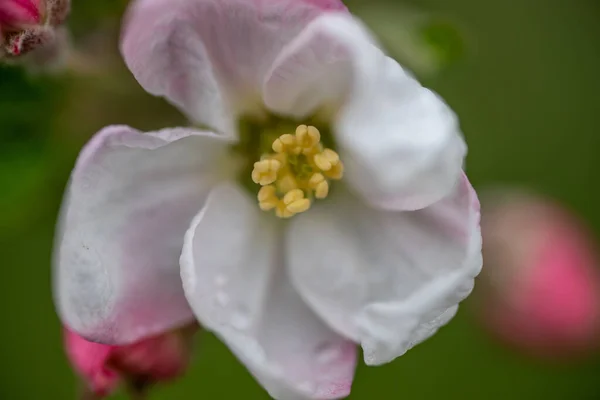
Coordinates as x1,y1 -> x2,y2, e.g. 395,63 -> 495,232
0,148 -> 47,231
0,66 -> 67,233
68,0 -> 129,36
421,19 -> 466,67
0,67 -> 63,146
346,1 -> 467,77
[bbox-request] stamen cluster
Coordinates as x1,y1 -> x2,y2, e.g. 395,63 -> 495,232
251,125 -> 343,218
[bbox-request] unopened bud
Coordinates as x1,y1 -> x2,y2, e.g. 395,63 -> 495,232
3,25 -> 52,56
0,0 -> 70,62
64,324 -> 198,398
474,189 -> 600,361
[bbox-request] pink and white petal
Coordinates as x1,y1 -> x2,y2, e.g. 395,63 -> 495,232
287,175 -> 482,365
263,13 -> 360,117
265,14 -> 466,211
181,184 -> 357,400
121,0 -> 347,134
54,125 -> 232,345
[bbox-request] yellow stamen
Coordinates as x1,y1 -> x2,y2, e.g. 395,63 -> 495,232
324,160 -> 344,180
279,189 -> 310,216
276,172 -> 298,193
275,204 -> 294,219
308,173 -> 329,199
313,148 -> 340,172
252,159 -> 281,185
272,134 -> 298,154
296,125 -> 321,150
252,125 -> 343,218
283,189 -> 304,204
258,185 -> 276,202
257,185 -> 279,211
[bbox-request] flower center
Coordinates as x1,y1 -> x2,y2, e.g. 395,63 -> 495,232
251,125 -> 343,218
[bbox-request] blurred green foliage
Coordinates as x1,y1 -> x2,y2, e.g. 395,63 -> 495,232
68,0 -> 129,35
1,0 -> 599,399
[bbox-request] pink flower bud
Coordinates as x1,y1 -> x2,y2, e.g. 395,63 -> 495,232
476,190 -> 600,361
64,325 -> 198,398
0,0 -> 42,29
0,0 -> 69,58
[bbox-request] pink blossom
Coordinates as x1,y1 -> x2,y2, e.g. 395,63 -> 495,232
478,190 -> 600,360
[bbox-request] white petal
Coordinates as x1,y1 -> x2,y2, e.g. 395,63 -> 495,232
54,125 -> 232,344
287,175 -> 482,365
264,14 -> 466,210
121,0 -> 346,133
263,15 -> 360,117
181,184 -> 357,399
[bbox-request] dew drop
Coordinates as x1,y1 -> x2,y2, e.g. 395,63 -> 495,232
215,275 -> 228,287
316,343 -> 341,365
230,305 -> 252,330
215,291 -> 230,307
298,380 -> 316,394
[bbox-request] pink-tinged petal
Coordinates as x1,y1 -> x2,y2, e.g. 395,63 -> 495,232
54,125 -> 232,345
263,13 -> 369,117
180,184 -> 357,399
265,14 -> 466,211
263,18 -> 354,117
121,0 -> 347,134
288,174 -> 481,365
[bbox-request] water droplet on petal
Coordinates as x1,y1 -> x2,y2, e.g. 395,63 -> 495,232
215,275 -> 228,287
230,305 -> 251,330
298,380 -> 316,394
215,291 -> 229,307
315,343 -> 342,365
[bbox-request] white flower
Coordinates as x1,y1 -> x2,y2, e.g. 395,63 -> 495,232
53,0 -> 482,399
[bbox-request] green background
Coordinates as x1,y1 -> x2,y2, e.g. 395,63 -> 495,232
1,0 -> 599,398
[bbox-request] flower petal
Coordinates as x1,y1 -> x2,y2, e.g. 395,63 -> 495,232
264,14 -> 466,210
287,174 -> 482,365
181,183 -> 357,399
54,125 -> 232,345
64,328 -> 119,397
121,0 -> 346,134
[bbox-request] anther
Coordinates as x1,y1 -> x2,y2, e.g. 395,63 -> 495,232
308,173 -> 329,199
325,161 -> 344,180
258,185 -> 279,211
283,189 -> 305,205
287,198 -> 310,214
252,159 -> 281,185
282,189 -> 310,215
259,200 -> 279,211
258,185 -> 276,202
272,134 -> 297,154
275,204 -> 294,219
313,149 -> 340,172
296,125 -> 321,149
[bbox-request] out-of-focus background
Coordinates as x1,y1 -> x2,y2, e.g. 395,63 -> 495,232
1,0 -> 599,398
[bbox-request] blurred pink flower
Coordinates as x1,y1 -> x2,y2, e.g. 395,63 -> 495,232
478,190 -> 600,360
0,0 -> 69,57
64,325 -> 197,398
0,0 -> 43,29
53,0 -> 482,398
